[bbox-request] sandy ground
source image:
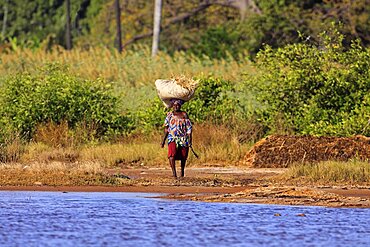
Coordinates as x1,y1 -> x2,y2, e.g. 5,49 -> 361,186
1,166 -> 369,208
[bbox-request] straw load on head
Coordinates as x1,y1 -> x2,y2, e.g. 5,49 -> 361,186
155,75 -> 199,108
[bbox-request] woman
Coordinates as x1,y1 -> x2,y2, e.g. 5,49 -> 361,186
160,99 -> 192,178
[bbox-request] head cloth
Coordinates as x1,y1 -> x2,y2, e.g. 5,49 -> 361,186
170,99 -> 184,106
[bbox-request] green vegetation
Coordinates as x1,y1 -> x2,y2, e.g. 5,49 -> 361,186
248,28 -> 370,136
0,64 -> 128,141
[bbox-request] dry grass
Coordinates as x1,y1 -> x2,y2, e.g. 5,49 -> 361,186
0,161 -> 132,186
191,123 -> 252,165
0,133 -> 25,163
18,123 -> 251,167
33,121 -> 101,148
34,121 -> 71,148
21,143 -> 81,163
86,123 -> 251,166
280,160 -> 370,185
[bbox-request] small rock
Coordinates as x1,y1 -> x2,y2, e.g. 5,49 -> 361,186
274,213 -> 281,216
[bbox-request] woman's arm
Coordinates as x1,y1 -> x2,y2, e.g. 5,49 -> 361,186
161,127 -> 169,148
184,112 -> 193,146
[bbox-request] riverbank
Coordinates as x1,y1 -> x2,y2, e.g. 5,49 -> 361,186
0,166 -> 369,208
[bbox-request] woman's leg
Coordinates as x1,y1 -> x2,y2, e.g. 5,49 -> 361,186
180,146 -> 189,177
169,157 -> 177,178
180,159 -> 186,177
168,142 -> 177,178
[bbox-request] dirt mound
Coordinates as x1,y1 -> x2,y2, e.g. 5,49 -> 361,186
244,135 -> 370,168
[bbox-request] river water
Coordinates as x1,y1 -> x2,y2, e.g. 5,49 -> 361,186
0,191 -> 369,247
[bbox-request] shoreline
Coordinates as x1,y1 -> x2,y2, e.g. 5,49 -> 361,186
1,184 -> 369,208
0,185 -> 247,194
1,167 -> 369,208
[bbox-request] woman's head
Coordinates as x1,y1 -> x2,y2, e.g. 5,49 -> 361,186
171,99 -> 184,111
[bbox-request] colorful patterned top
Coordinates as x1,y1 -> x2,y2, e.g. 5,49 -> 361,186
164,111 -> 192,147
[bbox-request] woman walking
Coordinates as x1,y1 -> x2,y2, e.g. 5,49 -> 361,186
160,99 -> 193,178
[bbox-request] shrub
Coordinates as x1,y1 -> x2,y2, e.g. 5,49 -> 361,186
248,29 -> 370,136
184,76 -> 239,123
0,63 -> 130,141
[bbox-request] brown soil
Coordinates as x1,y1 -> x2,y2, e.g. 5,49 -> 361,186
1,166 -> 369,208
244,135 -> 370,167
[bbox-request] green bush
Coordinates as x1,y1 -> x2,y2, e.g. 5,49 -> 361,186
248,29 -> 370,136
183,76 -> 239,123
0,63 -> 129,140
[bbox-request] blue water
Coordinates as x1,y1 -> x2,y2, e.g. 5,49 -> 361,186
0,191 -> 369,247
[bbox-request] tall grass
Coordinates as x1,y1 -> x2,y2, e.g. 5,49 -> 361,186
282,161 -> 370,185
1,46 -> 254,112
0,46 -> 251,87
191,124 -> 252,164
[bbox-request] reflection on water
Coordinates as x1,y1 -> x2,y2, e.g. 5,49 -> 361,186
0,191 -> 369,247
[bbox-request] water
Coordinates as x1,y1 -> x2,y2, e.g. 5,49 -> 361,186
0,191 -> 369,247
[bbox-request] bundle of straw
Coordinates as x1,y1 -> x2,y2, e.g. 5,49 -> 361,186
170,74 -> 199,91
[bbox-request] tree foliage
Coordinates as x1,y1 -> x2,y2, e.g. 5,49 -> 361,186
2,0 -> 370,57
